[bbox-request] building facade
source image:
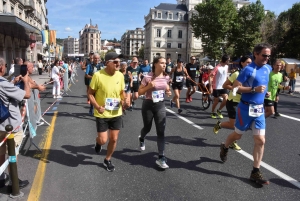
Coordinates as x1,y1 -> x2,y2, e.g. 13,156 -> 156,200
144,0 -> 250,63
120,28 -> 145,59
79,22 -> 101,56
0,0 -> 48,72
63,36 -> 79,57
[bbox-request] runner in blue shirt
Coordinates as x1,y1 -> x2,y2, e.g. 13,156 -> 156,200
220,43 -> 272,185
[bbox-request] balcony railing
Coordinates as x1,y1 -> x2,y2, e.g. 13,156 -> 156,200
24,0 -> 35,10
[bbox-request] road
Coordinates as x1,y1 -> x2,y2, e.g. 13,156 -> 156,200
1,69 -> 299,201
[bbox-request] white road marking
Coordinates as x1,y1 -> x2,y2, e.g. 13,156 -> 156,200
280,114 -> 300,122
166,108 -> 204,130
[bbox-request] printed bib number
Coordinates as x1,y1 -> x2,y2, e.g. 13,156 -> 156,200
132,75 -> 138,82
105,98 -> 120,111
249,104 -> 263,117
176,76 -> 184,82
152,90 -> 165,103
190,68 -> 196,71
167,66 -> 171,72
143,72 -> 148,76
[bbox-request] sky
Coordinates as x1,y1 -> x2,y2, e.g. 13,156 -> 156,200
47,0 -> 299,40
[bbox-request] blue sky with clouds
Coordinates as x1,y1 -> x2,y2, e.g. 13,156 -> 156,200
47,0 -> 299,40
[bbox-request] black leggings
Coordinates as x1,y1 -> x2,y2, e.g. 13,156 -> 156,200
140,99 -> 166,156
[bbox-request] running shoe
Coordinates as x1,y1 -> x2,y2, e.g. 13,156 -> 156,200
220,143 -> 228,162
178,109 -> 183,114
211,113 -> 217,119
170,100 -> 175,108
128,106 -> 133,111
138,136 -> 145,151
213,121 -> 221,134
217,109 -> 223,118
229,141 -> 241,150
250,170 -> 270,185
132,101 -> 135,108
57,95 -> 62,99
274,112 -> 281,117
95,142 -> 102,154
53,95 -> 57,99
185,98 -> 190,103
103,159 -> 115,172
189,96 -> 192,102
156,156 -> 169,169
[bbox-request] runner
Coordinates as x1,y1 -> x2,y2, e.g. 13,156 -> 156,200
138,56 -> 172,169
185,56 -> 199,103
88,52 -> 129,172
220,43 -> 272,185
264,59 -> 289,118
165,57 -> 174,75
169,58 -> 190,114
210,55 -> 230,119
127,57 -> 140,110
139,59 -> 152,99
120,62 -> 132,103
83,51 -> 94,104
213,55 -> 252,150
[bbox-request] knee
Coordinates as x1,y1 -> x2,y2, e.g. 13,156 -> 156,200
254,137 -> 265,146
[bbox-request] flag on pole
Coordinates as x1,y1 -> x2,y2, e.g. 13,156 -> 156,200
49,30 -> 56,45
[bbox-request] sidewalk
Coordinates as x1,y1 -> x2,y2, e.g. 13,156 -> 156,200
30,71 -> 52,85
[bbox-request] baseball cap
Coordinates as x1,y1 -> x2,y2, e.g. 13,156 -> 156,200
177,58 -> 183,63
105,52 -> 123,62
207,65 -> 214,70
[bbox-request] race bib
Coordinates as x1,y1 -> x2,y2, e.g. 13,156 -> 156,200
152,90 -> 165,103
132,75 -> 138,82
167,66 -> 171,72
124,83 -> 129,91
105,98 -> 120,111
176,76 -> 184,82
249,104 -> 263,117
93,67 -> 98,73
190,68 -> 196,71
142,72 -> 148,76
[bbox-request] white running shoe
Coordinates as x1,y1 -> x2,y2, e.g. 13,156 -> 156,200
156,157 -> 169,169
138,136 -> 145,151
56,95 -> 62,99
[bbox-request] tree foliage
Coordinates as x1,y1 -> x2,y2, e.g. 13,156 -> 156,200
138,45 -> 145,59
190,0 -> 237,60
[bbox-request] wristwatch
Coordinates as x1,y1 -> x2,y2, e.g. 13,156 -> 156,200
251,87 -> 256,94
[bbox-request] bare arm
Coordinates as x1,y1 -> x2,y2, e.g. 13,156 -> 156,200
222,78 -> 233,90
87,87 -> 105,114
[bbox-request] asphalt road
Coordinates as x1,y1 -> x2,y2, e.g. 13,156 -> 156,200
1,68 -> 299,201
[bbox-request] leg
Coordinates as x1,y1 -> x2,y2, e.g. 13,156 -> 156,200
211,97 -> 219,113
105,129 -> 120,161
224,131 -> 242,148
264,105 -> 274,118
220,118 -> 235,129
253,135 -> 265,168
218,94 -> 228,111
153,103 -> 167,156
173,89 -> 180,108
190,85 -> 196,96
140,100 -> 154,139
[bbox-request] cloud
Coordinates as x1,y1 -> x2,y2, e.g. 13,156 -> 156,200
65,27 -> 72,32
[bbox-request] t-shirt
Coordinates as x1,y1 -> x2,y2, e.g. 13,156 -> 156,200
141,72 -> 170,100
62,63 -> 68,72
51,66 -> 59,81
228,70 -> 241,103
166,62 -> 174,73
127,66 -> 140,83
139,64 -> 151,79
89,69 -> 125,118
0,77 -> 26,132
289,72 -> 296,80
211,64 -> 228,89
185,63 -> 199,79
265,71 -> 282,101
237,62 -> 271,106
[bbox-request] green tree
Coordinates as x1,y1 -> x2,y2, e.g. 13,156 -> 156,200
138,46 -> 144,59
190,0 -> 237,60
107,48 -> 116,53
228,0 -> 265,57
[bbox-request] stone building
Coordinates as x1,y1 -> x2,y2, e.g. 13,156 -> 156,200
120,28 -> 145,59
78,21 -> 101,56
0,0 -> 48,72
63,36 -> 79,57
144,0 -> 250,63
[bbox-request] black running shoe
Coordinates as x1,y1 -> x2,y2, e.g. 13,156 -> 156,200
178,109 -> 183,114
103,159 -> 115,172
250,170 -> 270,185
95,142 -> 102,154
220,143 -> 228,162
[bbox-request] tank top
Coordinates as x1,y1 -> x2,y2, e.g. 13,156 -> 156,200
172,67 -> 185,84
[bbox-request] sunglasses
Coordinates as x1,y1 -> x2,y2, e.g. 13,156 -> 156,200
261,54 -> 271,58
191,58 -> 196,60
108,60 -> 120,64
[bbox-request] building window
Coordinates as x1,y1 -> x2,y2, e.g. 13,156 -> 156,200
178,54 -> 182,59
91,39 -> 93,43
179,14 -> 183,21
96,40 -> 98,44
178,30 -> 182,38
156,42 -> 161,48
156,53 -> 161,57
178,43 -> 182,48
157,12 -> 161,19
166,53 -> 171,58
91,34 -> 93,37
167,43 -> 171,48
157,29 -> 161,37
91,45 -> 93,50
168,13 -> 172,20
167,30 -> 172,38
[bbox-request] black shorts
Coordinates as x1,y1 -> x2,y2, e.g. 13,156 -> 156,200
276,89 -> 280,96
213,89 -> 228,98
172,83 -> 183,90
131,83 -> 139,93
186,78 -> 196,87
226,100 -> 238,119
264,99 -> 274,107
84,77 -> 89,86
96,116 -> 122,132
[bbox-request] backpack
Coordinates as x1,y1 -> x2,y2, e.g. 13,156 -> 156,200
0,80 -> 10,123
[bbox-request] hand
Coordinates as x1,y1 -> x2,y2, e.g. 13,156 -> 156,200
13,75 -> 22,83
96,105 -> 105,114
38,85 -> 46,91
255,85 -> 266,93
148,81 -> 155,88
265,92 -> 271,98
165,90 -> 172,97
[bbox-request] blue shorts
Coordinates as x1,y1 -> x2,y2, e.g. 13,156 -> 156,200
235,102 -> 266,133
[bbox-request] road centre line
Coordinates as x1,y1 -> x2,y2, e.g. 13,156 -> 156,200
166,107 -> 300,189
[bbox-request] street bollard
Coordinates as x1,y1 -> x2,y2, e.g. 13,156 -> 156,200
6,125 -> 23,198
